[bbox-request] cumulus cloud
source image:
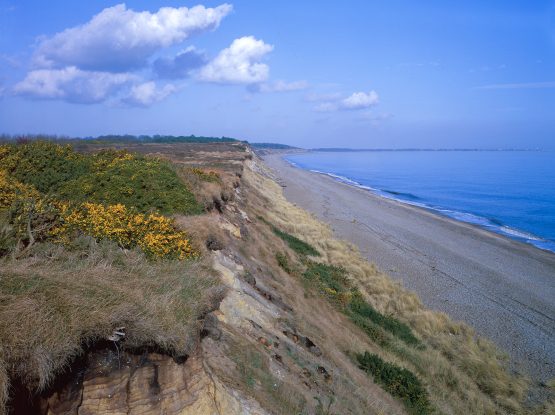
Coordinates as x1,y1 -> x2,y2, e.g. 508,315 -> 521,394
123,81 -> 177,107
312,90 -> 379,112
340,91 -> 379,109
248,80 -> 308,93
198,36 -> 273,84
13,66 -> 134,104
153,47 -> 207,79
34,3 -> 232,71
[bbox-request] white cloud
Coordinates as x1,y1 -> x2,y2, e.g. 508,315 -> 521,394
313,90 -> 380,112
34,3 -> 232,71
13,66 -> 134,103
340,91 -> 379,109
249,80 -> 309,93
123,81 -> 177,106
198,36 -> 273,84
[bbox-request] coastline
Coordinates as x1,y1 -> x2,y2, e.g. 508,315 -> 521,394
262,152 -> 555,384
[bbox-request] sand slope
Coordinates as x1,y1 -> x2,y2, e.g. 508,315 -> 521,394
264,153 -> 555,384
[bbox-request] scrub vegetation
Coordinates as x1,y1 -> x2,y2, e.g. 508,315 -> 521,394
244,158 -> 535,415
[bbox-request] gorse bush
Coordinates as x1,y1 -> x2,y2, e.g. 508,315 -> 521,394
57,151 -> 203,215
0,170 -> 40,210
1,142 -> 202,215
0,142 -> 89,194
52,202 -> 197,260
0,142 -> 200,259
356,351 -> 431,415
184,167 -> 221,183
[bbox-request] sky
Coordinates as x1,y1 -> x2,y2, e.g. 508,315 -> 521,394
0,1 -> 554,149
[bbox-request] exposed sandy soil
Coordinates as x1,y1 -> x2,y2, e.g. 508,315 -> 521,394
263,153 -> 555,384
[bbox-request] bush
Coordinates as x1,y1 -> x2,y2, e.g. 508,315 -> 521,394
184,167 -> 221,183
356,351 -> 431,414
57,150 -> 203,215
276,252 -> 292,273
51,202 -> 197,260
1,143 -> 202,215
0,142 -> 89,194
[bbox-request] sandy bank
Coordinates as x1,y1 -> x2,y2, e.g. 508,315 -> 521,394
263,153 -> 555,384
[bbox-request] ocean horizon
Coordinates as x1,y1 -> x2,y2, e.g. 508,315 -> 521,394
285,150 -> 555,253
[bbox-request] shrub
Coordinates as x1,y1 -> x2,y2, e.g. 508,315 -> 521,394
0,142 -> 202,215
184,167 -> 221,183
276,252 -> 292,273
57,150 -> 203,215
52,202 -> 197,260
0,170 -> 40,210
356,351 -> 431,414
0,141 -> 89,194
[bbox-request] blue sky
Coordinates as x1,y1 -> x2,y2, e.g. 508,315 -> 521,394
0,1 -> 554,148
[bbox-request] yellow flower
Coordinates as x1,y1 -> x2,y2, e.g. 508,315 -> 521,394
52,201 -> 197,260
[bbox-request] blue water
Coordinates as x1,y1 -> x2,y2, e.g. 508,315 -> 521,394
285,151 -> 555,253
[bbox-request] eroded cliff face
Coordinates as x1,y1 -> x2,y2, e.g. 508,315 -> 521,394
13,153 -> 405,415
35,347 -> 267,415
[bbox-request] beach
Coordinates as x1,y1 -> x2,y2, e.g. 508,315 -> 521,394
263,152 -> 555,384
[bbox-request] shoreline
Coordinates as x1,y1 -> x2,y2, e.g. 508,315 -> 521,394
284,153 -> 555,254
262,152 -> 555,384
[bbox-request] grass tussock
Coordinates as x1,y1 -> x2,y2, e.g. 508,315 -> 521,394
300,259 -> 421,348
0,239 -> 222,407
243,158 -> 529,414
259,216 -> 320,256
356,351 -> 431,415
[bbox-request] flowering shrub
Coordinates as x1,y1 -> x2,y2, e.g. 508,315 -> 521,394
0,170 -> 40,210
185,167 -> 221,183
0,142 -> 202,215
0,142 -> 200,259
52,202 -> 197,259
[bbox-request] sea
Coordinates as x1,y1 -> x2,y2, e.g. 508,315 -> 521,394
285,150 -> 555,253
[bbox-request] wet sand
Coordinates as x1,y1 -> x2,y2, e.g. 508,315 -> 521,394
263,153 -> 555,384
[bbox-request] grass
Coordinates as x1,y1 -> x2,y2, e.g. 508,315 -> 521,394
356,351 -> 431,415
0,238 -> 222,409
272,227 -> 320,256
348,293 -> 421,347
302,260 -> 421,348
258,216 -> 320,257
243,158 -> 529,414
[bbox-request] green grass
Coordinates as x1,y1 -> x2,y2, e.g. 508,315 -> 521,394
302,261 -> 349,292
272,227 -> 320,256
356,351 -> 431,415
258,216 -> 320,256
302,261 -> 421,348
348,293 -> 421,347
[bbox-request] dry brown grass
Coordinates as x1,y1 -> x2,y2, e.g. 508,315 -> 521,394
243,157 -> 530,414
0,238 -> 222,412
